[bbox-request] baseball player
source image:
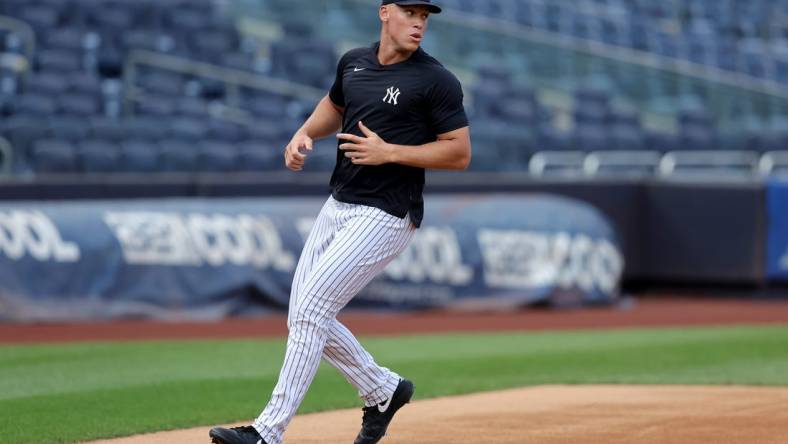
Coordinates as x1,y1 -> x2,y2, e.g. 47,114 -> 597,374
209,1 -> 470,443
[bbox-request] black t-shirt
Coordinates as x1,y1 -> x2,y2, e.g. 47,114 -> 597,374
328,42 -> 468,228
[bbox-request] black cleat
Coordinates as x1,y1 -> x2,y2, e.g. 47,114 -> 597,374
209,425 -> 267,444
354,379 -> 415,444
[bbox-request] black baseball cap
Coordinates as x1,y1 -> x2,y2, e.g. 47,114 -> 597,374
381,0 -> 442,14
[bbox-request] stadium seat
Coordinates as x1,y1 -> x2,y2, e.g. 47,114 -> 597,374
121,140 -> 160,173
610,125 -> 646,151
122,30 -> 177,54
170,118 -> 208,142
37,49 -> 82,72
221,51 -> 254,71
159,139 -> 198,172
270,39 -> 336,88
79,140 -> 122,173
1,117 -> 40,159
171,97 -> 208,118
137,71 -> 186,96
135,97 -> 176,117
44,28 -> 88,52
123,118 -> 170,141
67,72 -> 103,95
47,117 -> 90,142
572,125 -> 610,152
18,5 -> 61,35
58,93 -> 100,116
679,127 -> 717,151
198,141 -> 238,172
31,139 -> 79,173
237,141 -> 282,172
207,120 -> 248,142
89,117 -> 128,141
24,72 -> 69,95
13,93 -> 58,116
190,30 -> 238,60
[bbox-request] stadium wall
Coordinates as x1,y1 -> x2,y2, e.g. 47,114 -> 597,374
0,176 -> 772,285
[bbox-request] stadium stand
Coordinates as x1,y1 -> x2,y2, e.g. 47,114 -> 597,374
0,0 -> 787,179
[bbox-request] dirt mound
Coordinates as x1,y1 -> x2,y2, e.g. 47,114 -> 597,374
86,385 -> 788,444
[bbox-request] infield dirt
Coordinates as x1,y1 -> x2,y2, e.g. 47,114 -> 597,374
87,385 -> 788,444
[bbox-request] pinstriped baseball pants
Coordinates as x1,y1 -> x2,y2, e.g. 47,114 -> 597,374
253,196 -> 416,444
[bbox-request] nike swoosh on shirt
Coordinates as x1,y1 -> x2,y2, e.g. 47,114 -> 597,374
354,67 -> 366,72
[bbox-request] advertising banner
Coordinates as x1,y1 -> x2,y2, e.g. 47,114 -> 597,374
0,194 -> 623,321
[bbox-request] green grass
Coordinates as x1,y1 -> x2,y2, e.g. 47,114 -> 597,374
2,324 -> 788,443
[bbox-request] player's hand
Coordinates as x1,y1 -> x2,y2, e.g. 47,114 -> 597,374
284,132 -> 313,171
337,121 -> 393,166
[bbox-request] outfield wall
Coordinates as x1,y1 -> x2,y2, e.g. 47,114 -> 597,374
0,175 -> 781,291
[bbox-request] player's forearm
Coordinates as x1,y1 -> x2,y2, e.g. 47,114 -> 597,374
296,95 -> 344,140
388,133 -> 471,170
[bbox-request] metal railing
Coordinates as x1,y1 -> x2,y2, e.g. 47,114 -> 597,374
435,8 -> 788,101
122,49 -> 325,123
0,15 -> 35,63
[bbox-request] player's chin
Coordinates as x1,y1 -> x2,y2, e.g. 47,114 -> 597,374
402,38 -> 421,51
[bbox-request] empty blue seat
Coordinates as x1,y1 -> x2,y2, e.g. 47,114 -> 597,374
245,119 -> 282,142
44,28 -> 88,52
271,39 -> 336,88
678,108 -> 713,130
198,141 -> 237,172
67,72 -> 103,95
600,18 -> 625,46
58,93 -> 100,116
138,71 -> 185,96
24,72 -> 69,95
121,140 -> 160,173
18,5 -> 61,34
207,120 -> 247,142
170,118 -> 208,142
47,117 -> 90,141
173,97 -> 209,118
37,49 -> 82,72
89,117 -> 128,141
610,125 -> 645,150
166,7 -> 212,33
159,139 -> 198,172
573,125 -> 610,151
645,131 -> 680,152
679,127 -> 717,151
79,140 -> 122,172
237,141 -> 282,172
32,139 -> 78,173
14,93 -> 58,116
92,6 -> 137,31
573,102 -> 611,125
122,29 -> 177,53
191,30 -> 237,59
135,97 -> 176,117
1,116 -> 40,156
123,118 -> 170,141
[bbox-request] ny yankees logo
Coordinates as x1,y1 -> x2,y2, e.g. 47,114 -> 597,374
383,86 -> 401,105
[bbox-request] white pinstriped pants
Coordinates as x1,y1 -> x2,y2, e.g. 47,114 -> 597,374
253,196 -> 416,444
